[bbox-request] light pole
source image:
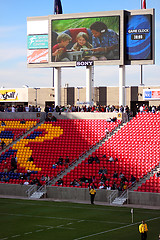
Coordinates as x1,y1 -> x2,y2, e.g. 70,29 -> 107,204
77,87 -> 83,112
34,88 -> 40,106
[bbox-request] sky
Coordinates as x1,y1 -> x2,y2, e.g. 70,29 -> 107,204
0,0 -> 160,89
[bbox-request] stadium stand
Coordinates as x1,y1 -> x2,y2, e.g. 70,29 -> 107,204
136,174 -> 160,193
0,119 -> 120,185
54,113 -> 160,191
0,119 -> 40,149
0,113 -> 159,195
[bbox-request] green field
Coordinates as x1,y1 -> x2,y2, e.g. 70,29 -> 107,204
0,198 -> 160,240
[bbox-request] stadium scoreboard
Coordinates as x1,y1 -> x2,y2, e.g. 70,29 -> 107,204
27,9 -> 155,68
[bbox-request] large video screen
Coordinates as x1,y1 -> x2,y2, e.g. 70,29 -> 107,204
126,14 -> 152,60
51,16 -> 120,63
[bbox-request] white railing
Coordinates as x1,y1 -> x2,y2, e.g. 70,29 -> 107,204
26,185 -> 37,198
108,191 -> 118,204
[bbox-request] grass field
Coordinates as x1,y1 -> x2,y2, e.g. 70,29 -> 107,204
0,198 -> 160,240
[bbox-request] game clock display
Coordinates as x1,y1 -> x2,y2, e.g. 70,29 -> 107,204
126,14 -> 152,60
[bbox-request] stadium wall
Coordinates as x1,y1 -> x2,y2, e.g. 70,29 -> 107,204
0,112 -> 46,121
0,184 -> 160,206
0,112 -> 128,122
128,191 -> 160,207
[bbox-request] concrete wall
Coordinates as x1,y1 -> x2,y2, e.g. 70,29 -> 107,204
128,191 -> 160,207
0,183 -> 30,197
0,184 -> 160,207
0,112 -> 46,121
47,186 -> 116,203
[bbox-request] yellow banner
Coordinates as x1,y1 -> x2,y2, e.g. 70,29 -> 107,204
0,89 -> 18,101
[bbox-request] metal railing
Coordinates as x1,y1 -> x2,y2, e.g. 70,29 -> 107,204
26,185 -> 37,198
108,191 -> 118,204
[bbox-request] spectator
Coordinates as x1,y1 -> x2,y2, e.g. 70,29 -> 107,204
65,156 -> 69,165
27,156 -> 34,162
5,175 -> 10,183
79,175 -> 88,184
100,173 -> 107,184
99,182 -> 105,189
26,169 -> 31,180
108,156 -> 114,162
31,177 -> 41,187
45,175 -> 50,184
51,115 -> 57,122
102,167 -> 107,174
1,140 -> 5,150
41,175 -> 45,181
156,171 -> 160,177
94,156 -> 100,163
139,105 -> 144,114
105,128 -> 109,138
20,119 -> 26,124
106,184 -> 111,190
24,180 -> 29,185
113,171 -> 118,178
1,175 -> 6,182
19,173 -> 26,180
1,121 -> 6,126
11,156 -> 17,171
56,156 -> 63,165
57,178 -> 63,186
111,181 -> 117,190
98,167 -> 103,175
70,179 -> 80,187
88,156 -> 94,164
119,172 -> 124,179
130,175 -> 136,184
3,162 -> 8,173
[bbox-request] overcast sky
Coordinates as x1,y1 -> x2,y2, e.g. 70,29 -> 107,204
0,0 -> 160,88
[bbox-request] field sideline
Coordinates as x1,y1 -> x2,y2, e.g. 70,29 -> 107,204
0,198 -> 160,240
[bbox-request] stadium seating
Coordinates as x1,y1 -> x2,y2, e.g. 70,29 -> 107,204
55,113 -> 160,191
1,113 -> 159,193
0,119 -> 40,150
0,119 -> 120,184
136,174 -> 160,193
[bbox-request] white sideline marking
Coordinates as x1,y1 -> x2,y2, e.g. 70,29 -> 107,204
24,232 -> 32,235
0,213 -> 127,225
35,229 -> 44,232
73,216 -> 160,240
37,224 -> 75,230
57,225 -> 64,228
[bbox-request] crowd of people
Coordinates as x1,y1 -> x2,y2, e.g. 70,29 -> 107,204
139,104 -> 160,114
55,168 -> 137,191
44,104 -> 130,114
1,103 -> 160,115
0,104 -> 41,112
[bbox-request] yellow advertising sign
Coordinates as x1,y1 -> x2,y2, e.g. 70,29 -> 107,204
0,89 -> 18,101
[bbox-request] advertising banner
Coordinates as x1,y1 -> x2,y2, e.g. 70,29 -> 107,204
27,35 -> 48,49
27,20 -> 49,64
0,89 -> 28,102
143,89 -> 160,100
